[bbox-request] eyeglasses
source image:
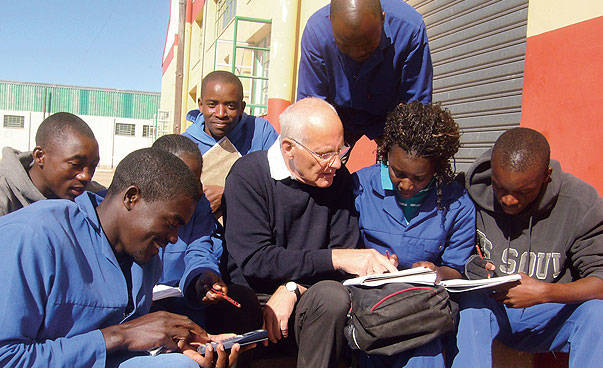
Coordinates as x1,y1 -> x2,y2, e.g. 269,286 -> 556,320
288,137 -> 350,165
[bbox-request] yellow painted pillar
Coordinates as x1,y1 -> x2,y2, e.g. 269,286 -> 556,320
265,0 -> 300,132
180,0 -> 194,130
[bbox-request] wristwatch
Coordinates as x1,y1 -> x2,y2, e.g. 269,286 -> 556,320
285,281 -> 301,300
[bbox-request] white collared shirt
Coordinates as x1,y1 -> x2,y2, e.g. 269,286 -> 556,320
267,137 -> 296,181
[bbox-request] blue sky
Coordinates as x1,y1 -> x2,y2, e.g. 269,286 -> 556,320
0,0 -> 170,92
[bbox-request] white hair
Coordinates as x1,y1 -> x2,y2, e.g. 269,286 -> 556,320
279,97 -> 337,144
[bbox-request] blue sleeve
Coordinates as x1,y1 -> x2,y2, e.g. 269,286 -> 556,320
400,22 -> 433,104
180,236 -> 221,297
296,22 -> 328,101
351,172 -> 363,212
179,201 -> 221,300
261,119 -> 279,150
440,193 -> 476,273
0,225 -> 106,368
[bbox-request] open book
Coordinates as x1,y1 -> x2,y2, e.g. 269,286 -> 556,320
343,267 -> 521,293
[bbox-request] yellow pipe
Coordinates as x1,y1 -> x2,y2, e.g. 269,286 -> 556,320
180,0 -> 194,130
265,0 -> 300,128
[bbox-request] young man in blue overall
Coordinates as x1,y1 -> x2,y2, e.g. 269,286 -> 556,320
0,148 -> 245,368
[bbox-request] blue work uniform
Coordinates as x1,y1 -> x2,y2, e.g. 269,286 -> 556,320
353,164 -> 475,367
159,195 -> 220,290
152,195 -> 223,328
183,111 -> 278,155
354,164 -> 475,272
94,190 -> 220,293
297,0 -> 433,140
0,193 -> 197,368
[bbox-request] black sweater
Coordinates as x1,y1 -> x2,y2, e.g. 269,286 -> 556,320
221,150 -> 360,294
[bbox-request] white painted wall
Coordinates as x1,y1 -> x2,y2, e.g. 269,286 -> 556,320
0,109 -> 156,168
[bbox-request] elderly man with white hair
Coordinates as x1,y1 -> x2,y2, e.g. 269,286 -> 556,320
220,98 -> 398,368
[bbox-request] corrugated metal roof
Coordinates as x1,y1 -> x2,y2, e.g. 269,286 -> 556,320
0,80 -> 160,120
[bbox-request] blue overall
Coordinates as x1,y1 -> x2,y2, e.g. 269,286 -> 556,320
353,165 -> 475,367
0,193 -> 198,368
450,292 -> 603,368
297,0 -> 432,140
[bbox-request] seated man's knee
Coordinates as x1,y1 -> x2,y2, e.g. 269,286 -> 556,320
573,299 -> 603,325
304,280 -> 350,318
159,353 -> 200,368
120,353 -> 199,368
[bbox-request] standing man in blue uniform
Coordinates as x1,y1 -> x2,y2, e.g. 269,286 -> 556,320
451,128 -> 603,367
183,71 -> 278,214
297,0 -> 432,149
0,148 -> 245,368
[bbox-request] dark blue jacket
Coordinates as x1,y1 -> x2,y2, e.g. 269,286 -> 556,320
297,0 -> 432,139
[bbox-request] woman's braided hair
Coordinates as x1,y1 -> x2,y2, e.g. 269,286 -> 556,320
377,101 -> 460,209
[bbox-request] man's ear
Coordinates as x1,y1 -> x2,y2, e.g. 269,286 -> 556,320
281,138 -> 295,159
544,166 -> 553,183
32,146 -> 46,167
240,101 -> 246,113
123,185 -> 142,211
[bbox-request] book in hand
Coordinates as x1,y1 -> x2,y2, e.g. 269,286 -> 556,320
343,267 -> 521,293
201,137 -> 242,188
152,284 -> 182,301
197,329 -> 268,354
343,267 -> 438,287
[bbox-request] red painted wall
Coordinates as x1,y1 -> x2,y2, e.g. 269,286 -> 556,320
521,16 -> 603,193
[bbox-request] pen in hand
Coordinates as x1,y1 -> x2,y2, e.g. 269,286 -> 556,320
211,287 -> 241,308
475,245 -> 491,278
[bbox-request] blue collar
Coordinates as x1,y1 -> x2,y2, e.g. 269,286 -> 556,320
76,192 -> 122,265
380,163 -> 394,190
184,113 -> 249,147
376,164 -> 438,225
75,192 -> 103,232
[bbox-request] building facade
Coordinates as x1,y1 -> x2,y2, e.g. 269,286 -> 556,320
161,0 -> 602,193
0,80 -> 161,169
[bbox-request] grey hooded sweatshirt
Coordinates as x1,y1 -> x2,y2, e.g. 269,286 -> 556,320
466,150 -> 603,284
0,147 -> 104,216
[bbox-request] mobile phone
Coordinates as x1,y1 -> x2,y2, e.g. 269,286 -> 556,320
197,329 -> 268,355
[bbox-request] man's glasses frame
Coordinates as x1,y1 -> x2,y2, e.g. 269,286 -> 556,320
288,137 -> 350,166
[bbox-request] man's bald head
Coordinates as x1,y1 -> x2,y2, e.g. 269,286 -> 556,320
492,127 -> 550,173
279,98 -> 345,188
280,97 -> 341,143
331,0 -> 383,23
330,0 -> 384,62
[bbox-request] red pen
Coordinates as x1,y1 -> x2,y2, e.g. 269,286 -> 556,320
475,244 -> 484,259
211,287 -> 241,308
475,245 -> 491,278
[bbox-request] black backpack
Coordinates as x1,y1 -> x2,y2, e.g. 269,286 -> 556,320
344,283 -> 455,356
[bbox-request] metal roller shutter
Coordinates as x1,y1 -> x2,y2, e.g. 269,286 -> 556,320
407,0 -> 529,173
